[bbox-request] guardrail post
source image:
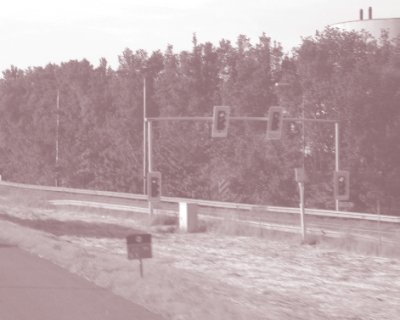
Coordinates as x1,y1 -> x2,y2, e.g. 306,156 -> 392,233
179,202 -> 198,232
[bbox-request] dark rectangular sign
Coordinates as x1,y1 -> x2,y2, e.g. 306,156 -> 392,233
126,233 -> 152,260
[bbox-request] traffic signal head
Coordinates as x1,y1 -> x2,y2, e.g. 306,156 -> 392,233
294,168 -> 306,183
212,106 -> 230,138
334,170 -> 350,200
267,106 -> 284,140
288,121 -> 301,137
147,171 -> 161,201
151,177 -> 160,197
216,111 -> 227,130
271,112 -> 281,131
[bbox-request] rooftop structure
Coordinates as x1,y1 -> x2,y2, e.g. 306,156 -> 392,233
331,7 -> 400,41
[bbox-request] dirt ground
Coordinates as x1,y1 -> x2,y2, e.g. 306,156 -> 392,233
1,198 -> 400,320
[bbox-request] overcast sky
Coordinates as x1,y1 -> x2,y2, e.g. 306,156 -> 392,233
1,0 -> 399,72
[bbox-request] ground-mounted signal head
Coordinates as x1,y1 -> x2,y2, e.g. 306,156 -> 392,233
147,171 -> 161,202
334,170 -> 350,201
211,106 -> 230,138
294,168 -> 306,183
267,106 -> 284,140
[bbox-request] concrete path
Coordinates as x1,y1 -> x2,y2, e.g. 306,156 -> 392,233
0,242 -> 164,320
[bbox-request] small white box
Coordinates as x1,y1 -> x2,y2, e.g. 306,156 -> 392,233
179,202 -> 198,233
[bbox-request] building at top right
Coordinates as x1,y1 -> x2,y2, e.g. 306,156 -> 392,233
330,7 -> 400,41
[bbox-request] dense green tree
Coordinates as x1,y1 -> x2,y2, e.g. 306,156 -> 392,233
280,28 -> 400,212
0,30 -> 398,215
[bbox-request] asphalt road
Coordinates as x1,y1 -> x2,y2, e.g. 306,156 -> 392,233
0,242 -> 164,320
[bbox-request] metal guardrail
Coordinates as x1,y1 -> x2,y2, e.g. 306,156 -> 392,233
49,199 -> 398,245
1,180 -> 400,224
0,180 -> 148,200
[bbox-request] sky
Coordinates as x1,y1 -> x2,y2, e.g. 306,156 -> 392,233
1,0 -> 399,72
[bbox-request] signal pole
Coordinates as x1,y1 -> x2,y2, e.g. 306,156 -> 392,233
143,77 -> 147,195
298,181 -> 306,241
335,122 -> 340,211
55,89 -> 60,187
147,119 -> 154,216
301,94 -> 306,242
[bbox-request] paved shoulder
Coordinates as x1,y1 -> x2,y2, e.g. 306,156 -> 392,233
0,243 -> 164,320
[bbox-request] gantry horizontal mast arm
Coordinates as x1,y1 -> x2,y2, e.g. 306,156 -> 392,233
146,116 -> 338,123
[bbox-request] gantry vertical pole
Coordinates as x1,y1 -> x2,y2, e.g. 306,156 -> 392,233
298,182 -> 306,241
300,94 -> 306,241
55,89 -> 60,187
148,120 -> 153,176
147,119 -> 154,216
143,77 -> 147,195
335,122 -> 340,211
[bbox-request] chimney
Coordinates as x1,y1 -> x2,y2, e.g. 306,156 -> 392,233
359,9 -> 364,20
368,7 -> 373,19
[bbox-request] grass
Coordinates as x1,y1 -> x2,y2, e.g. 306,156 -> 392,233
203,211 -> 299,242
0,184 -> 151,210
202,210 -> 400,259
317,232 -> 400,258
150,214 -> 178,226
149,214 -> 209,233
2,185 -> 400,320
0,212 -> 142,238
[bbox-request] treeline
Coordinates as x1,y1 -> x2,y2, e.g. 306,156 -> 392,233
0,30 -> 399,214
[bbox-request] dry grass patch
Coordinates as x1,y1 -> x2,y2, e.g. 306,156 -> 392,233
0,212 -> 143,238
